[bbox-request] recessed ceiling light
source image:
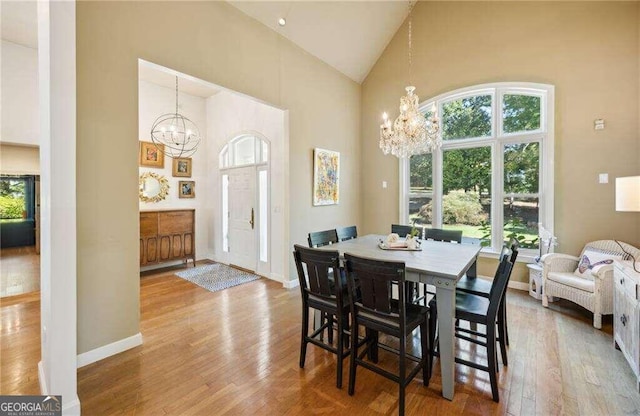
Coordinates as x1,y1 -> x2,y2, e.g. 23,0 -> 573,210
278,17 -> 286,27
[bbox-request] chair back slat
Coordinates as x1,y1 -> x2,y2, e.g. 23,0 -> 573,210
487,260 -> 513,319
336,225 -> 358,242
424,228 -> 463,243
308,229 -> 338,248
306,262 -> 332,296
294,244 -> 342,300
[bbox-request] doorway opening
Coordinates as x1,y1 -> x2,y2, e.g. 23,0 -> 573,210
138,59 -> 288,285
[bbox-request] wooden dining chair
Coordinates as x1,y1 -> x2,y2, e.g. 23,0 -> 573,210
414,228 -> 463,305
424,227 -> 462,243
344,253 -> 430,416
336,225 -> 357,242
390,224 -> 423,303
293,244 -> 350,388
391,224 -> 421,239
308,229 -> 338,248
429,248 -> 516,402
456,240 -> 519,346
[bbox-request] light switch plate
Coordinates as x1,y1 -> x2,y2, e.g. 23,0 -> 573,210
382,181 -> 387,189
599,173 -> 608,184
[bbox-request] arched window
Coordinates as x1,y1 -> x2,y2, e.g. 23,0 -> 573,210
401,82 -> 554,258
219,134 -> 268,169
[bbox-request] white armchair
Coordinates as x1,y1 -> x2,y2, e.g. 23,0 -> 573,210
541,240 -> 640,329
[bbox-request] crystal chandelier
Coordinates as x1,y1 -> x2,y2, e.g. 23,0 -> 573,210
379,3 -> 440,158
150,76 -> 201,158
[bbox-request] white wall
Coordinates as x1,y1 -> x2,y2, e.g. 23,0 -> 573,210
1,40 -> 39,145
206,91 -> 286,282
138,80 -> 209,263
0,143 -> 39,174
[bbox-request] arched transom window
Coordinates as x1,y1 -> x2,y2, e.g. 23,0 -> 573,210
220,134 -> 268,168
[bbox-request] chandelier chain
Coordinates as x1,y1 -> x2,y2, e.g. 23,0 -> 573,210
408,2 -> 412,85
175,77 -> 179,114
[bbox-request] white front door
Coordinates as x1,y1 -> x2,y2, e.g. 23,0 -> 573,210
228,166 -> 257,271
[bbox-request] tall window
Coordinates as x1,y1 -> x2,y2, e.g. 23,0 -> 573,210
402,83 -> 554,257
0,176 -> 35,221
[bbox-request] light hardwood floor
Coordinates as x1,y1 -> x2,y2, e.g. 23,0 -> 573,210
0,246 -> 40,297
1,263 -> 639,415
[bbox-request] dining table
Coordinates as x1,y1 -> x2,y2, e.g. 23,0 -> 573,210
316,234 -> 481,400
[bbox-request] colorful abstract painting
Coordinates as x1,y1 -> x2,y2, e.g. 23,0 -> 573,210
313,148 -> 340,206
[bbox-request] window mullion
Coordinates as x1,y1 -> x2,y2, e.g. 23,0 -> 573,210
436,97 -> 443,229
492,141 -> 503,252
433,147 -> 442,229
399,157 -> 409,223
494,89 -> 501,138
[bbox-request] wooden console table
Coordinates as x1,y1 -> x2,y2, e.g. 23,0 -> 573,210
140,209 -> 196,267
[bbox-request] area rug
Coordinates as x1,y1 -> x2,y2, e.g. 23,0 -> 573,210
175,263 -> 260,293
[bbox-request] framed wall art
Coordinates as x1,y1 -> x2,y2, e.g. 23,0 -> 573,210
312,148 -> 340,206
179,180 -> 195,199
139,141 -> 164,168
172,157 -> 192,177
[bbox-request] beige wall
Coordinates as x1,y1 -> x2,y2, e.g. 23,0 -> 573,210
362,1 -> 640,282
77,2 -> 361,353
0,144 -> 39,174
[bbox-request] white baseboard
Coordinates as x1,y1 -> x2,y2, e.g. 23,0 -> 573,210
268,272 -> 283,282
282,278 -> 299,289
77,332 -> 142,368
476,274 -> 528,291
62,396 -> 81,416
508,280 -> 529,291
38,361 -> 47,394
39,361 -> 82,415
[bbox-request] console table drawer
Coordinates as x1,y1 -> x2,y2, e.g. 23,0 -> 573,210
617,262 -> 639,300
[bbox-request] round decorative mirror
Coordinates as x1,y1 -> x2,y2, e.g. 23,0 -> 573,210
139,172 -> 169,203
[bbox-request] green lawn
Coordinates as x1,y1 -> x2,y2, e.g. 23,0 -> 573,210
0,218 -> 27,223
410,214 -> 538,247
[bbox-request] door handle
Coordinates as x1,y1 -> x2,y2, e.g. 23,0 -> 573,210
250,208 -> 255,229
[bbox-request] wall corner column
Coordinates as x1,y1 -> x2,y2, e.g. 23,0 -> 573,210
38,0 -> 80,414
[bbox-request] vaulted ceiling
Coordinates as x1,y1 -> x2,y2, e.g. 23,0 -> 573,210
228,1 -> 409,83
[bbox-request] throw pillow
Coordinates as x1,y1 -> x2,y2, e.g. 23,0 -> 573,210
573,248 -> 624,278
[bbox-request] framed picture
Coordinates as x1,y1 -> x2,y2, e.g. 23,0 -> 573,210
313,148 -> 340,206
139,141 -> 164,168
172,157 -> 192,177
179,181 -> 195,199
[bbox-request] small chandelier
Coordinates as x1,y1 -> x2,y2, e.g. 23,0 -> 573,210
150,76 -> 201,158
379,2 -> 440,158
